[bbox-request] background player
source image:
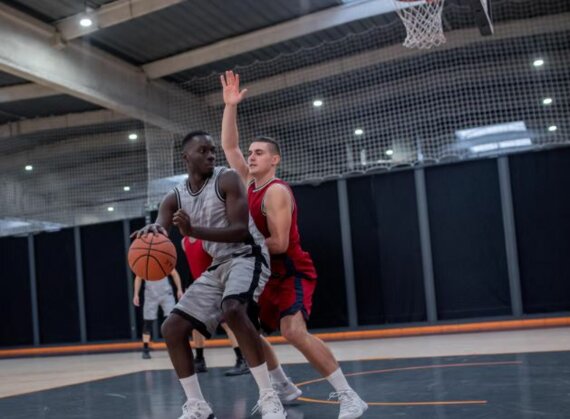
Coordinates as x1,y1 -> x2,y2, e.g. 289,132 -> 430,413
221,71 -> 368,419
133,268 -> 183,359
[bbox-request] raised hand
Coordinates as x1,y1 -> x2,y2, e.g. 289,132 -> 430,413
221,70 -> 248,106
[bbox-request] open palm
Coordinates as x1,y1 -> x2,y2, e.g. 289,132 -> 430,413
221,70 -> 247,105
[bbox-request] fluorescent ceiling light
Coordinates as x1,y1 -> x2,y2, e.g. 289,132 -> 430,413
499,138 -> 532,148
456,121 -> 527,141
470,143 -> 499,153
80,18 -> 93,27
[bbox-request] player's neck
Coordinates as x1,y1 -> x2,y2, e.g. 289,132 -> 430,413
187,171 -> 210,193
253,172 -> 276,189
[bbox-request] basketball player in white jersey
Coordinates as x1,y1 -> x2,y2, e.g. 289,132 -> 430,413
135,131 -> 286,419
133,268 -> 182,359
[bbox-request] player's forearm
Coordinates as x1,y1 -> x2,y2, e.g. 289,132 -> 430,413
190,224 -> 249,243
221,104 -> 239,151
265,236 -> 288,254
172,275 -> 182,291
133,277 -> 142,294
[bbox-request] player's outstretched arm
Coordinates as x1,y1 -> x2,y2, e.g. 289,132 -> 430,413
220,70 -> 249,183
131,191 -> 177,238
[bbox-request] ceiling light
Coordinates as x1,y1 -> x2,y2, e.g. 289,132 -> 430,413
107,207 -> 115,212
79,18 -> 93,27
128,133 -> 138,140
385,149 -> 394,156
123,186 -> 131,191
312,100 -> 323,108
25,165 -> 33,171
533,59 -> 544,67
542,97 -> 553,105
548,125 -> 558,132
354,128 -> 364,136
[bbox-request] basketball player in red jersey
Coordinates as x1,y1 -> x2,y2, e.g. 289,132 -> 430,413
181,236 -> 249,376
220,71 -> 368,419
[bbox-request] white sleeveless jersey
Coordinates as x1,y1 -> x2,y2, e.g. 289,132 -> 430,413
174,167 -> 266,263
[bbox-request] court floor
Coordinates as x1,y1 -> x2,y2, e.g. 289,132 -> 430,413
1,327 -> 569,418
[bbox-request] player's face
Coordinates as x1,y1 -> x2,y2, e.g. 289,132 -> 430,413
248,142 -> 279,176
182,136 -> 216,176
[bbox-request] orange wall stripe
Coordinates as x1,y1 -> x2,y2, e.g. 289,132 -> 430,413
1,317 -> 568,358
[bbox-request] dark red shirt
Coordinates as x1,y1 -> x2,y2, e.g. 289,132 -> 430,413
182,237 -> 212,280
248,178 -> 317,280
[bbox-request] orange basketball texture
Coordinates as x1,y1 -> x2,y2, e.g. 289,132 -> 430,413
128,233 -> 177,280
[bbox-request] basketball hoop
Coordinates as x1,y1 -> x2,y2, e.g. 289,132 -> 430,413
393,0 -> 446,49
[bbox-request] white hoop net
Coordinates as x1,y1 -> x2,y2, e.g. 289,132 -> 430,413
393,0 -> 446,49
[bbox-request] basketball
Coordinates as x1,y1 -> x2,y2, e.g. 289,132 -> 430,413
128,233 -> 177,280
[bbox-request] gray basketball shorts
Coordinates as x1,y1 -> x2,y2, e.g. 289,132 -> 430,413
172,249 -> 270,338
143,290 -> 176,320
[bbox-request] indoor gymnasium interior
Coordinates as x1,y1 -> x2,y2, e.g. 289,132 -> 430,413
0,0 -> 569,418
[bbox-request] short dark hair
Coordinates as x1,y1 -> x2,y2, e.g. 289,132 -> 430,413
182,130 -> 212,148
252,136 -> 281,156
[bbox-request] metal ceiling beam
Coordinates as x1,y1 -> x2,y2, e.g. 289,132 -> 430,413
0,3 -> 208,133
203,12 -> 570,106
0,109 -> 131,139
56,0 -> 185,41
143,0 -> 403,79
0,83 -> 58,103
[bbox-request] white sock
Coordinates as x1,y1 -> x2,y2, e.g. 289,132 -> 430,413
327,368 -> 352,392
179,374 -> 205,401
269,365 -> 289,384
250,362 -> 273,393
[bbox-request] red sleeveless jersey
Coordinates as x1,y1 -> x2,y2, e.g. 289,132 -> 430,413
182,237 -> 212,280
248,179 -> 317,280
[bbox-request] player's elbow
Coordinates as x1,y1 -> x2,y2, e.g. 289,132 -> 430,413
273,238 -> 289,254
234,225 -> 250,242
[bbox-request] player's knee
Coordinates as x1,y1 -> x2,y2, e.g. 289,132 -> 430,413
281,323 -> 306,344
142,320 -> 154,336
221,299 -> 246,324
161,314 -> 189,341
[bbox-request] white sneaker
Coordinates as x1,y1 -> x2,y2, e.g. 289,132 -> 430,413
178,398 -> 216,419
251,389 -> 287,418
329,390 -> 368,419
272,378 -> 302,403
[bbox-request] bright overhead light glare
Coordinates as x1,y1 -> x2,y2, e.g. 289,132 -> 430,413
79,18 -> 93,27
25,165 -> 33,171
128,133 -> 138,140
385,149 -> 394,156
533,59 -> 544,67
354,128 -> 364,136
548,125 -> 558,132
107,207 -> 115,212
123,186 -> 131,191
312,100 -> 323,108
542,97 -> 553,105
